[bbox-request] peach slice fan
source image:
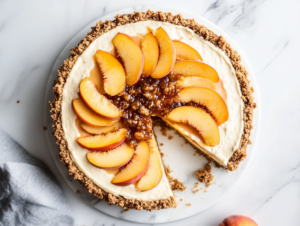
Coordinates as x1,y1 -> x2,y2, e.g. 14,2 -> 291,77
87,143 -> 134,169
111,140 -> 150,186
150,27 -> 176,79
112,33 -> 144,86
77,128 -> 127,151
166,106 -> 220,146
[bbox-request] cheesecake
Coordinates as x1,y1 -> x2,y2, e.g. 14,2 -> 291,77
51,11 -> 255,211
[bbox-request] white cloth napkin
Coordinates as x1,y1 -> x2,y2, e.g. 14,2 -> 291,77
0,128 -> 75,226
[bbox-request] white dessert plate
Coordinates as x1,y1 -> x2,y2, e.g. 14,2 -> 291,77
43,5 -> 260,224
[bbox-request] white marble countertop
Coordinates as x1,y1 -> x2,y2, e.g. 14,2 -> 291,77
0,0 -> 299,225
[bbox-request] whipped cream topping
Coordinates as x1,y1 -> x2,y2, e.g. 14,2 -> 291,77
61,21 -> 243,201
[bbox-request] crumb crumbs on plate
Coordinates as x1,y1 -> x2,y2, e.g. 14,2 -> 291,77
196,162 -> 214,187
121,209 -> 129,214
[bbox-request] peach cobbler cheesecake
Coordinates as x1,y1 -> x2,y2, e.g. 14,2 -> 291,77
51,11 -> 255,211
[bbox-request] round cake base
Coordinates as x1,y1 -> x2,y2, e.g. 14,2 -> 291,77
44,5 -> 260,224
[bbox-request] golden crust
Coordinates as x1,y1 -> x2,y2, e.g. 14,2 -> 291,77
50,10 -> 255,211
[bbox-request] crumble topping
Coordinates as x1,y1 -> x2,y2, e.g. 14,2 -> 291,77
51,10 -> 255,211
111,76 -> 182,148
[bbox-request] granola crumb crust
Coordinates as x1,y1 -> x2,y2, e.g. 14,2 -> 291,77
50,10 -> 255,211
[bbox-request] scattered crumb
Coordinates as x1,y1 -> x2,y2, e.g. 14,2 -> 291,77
194,150 -> 201,156
186,203 -> 191,206
204,189 -> 208,193
166,166 -> 173,174
214,162 -> 222,168
160,128 -> 167,136
153,118 -> 172,136
43,126 -> 47,131
192,182 -> 200,193
199,188 -> 203,190
17,100 -> 20,103
196,162 -> 214,187
227,170 -> 230,173
219,185 -> 222,187
180,144 -> 184,147
168,135 -> 173,140
180,199 -> 183,201
193,183 -> 199,189
189,36 -> 193,40
76,189 -> 81,194
161,152 -> 164,157
171,179 -> 186,191
69,179 -> 72,182
160,143 -> 164,146
121,209 -> 129,214
165,166 -> 186,191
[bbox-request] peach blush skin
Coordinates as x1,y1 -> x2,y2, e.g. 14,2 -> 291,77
219,215 -> 258,226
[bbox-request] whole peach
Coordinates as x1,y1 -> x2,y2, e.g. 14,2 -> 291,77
219,215 -> 258,226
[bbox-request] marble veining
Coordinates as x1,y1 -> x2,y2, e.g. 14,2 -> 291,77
261,41 -> 289,72
203,0 -> 266,31
0,0 -> 299,226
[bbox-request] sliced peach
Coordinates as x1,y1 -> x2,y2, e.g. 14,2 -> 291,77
151,27 -> 176,79
94,50 -> 125,96
72,99 -> 119,127
173,40 -> 203,61
179,87 -> 228,125
81,121 -> 123,135
136,137 -> 163,191
172,61 -> 219,83
167,106 -> 220,146
141,32 -> 159,76
111,141 -> 150,186
177,76 -> 216,90
87,143 -> 134,169
77,128 -> 126,151
80,78 -> 121,119
112,33 -> 144,86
